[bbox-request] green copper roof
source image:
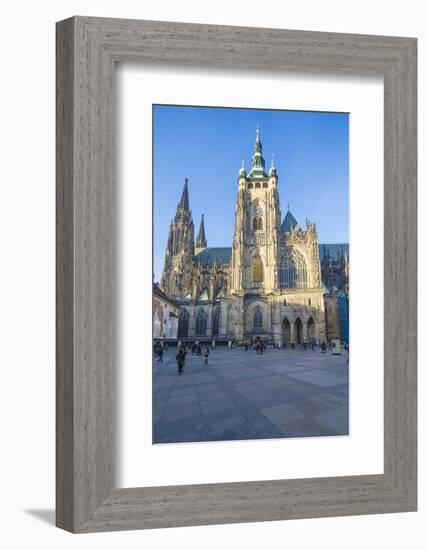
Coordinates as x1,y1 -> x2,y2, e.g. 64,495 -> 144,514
249,126 -> 267,178
193,244 -> 348,267
281,210 -> 299,232
194,247 -> 232,266
319,243 -> 349,261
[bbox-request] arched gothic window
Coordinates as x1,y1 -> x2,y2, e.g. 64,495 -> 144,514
254,309 -> 263,328
212,309 -> 220,337
252,216 -> 263,230
195,309 -> 207,337
251,200 -> 264,232
279,249 -> 308,289
252,255 -> 264,283
178,309 -> 189,337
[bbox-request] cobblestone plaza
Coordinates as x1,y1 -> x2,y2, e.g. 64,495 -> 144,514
153,347 -> 349,444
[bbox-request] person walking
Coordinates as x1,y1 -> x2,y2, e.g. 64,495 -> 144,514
176,347 -> 185,375
156,345 -> 164,364
203,346 -> 210,365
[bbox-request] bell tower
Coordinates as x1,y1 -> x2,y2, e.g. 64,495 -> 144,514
230,128 -> 282,295
160,178 -> 195,299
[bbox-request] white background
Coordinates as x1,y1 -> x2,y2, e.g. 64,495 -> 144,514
118,67 -> 384,488
0,1 -> 425,549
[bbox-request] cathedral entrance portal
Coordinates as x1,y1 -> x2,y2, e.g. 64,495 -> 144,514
294,317 -> 303,344
281,318 -> 291,345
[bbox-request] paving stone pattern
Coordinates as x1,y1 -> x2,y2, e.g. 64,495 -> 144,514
153,348 -> 349,444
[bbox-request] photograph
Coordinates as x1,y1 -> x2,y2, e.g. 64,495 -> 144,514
0,0 -> 419,541
152,104 -> 350,444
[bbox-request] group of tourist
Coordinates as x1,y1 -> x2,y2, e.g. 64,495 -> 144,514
154,338 -> 349,375
243,338 -> 267,354
174,342 -> 210,375
154,341 -> 210,375
242,339 -> 321,352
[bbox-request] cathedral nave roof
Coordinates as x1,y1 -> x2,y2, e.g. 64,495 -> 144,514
194,247 -> 232,266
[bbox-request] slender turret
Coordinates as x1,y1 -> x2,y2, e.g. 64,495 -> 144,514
195,214 -> 207,252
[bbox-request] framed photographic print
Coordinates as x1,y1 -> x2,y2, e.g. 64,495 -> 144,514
56,17 -> 417,532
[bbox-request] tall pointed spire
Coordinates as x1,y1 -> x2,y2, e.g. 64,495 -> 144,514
269,153 -> 277,176
239,159 -> 246,177
249,126 -> 267,177
178,177 -> 190,211
195,214 -> 207,249
162,180 -> 194,298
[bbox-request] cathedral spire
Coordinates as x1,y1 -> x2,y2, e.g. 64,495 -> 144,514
269,153 -> 277,176
178,178 -> 190,211
249,126 -> 267,177
195,214 -> 207,249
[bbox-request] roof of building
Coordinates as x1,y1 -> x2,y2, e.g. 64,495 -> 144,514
194,247 -> 232,266
192,243 -> 349,268
281,210 -> 299,232
319,243 -> 349,261
153,283 -> 179,307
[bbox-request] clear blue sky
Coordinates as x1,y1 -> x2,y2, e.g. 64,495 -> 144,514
153,105 -> 349,282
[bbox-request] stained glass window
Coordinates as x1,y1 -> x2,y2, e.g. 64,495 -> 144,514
254,309 -> 263,328
279,249 -> 308,289
195,309 -> 207,337
178,309 -> 189,337
212,309 -> 220,337
253,256 -> 264,283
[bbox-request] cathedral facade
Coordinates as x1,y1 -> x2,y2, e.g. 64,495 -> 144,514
160,129 -> 346,346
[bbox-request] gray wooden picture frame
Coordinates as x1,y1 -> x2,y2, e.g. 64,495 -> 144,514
56,16 -> 417,533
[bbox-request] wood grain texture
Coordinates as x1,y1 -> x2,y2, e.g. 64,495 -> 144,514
56,16 -> 417,533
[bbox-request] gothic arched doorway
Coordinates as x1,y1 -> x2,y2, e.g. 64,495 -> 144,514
307,317 -> 316,343
294,317 -> 303,344
282,317 -> 291,344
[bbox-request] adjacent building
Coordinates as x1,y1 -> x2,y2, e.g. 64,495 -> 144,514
153,283 -> 179,340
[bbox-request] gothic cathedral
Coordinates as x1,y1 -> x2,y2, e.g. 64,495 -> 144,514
160,129 -> 331,346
